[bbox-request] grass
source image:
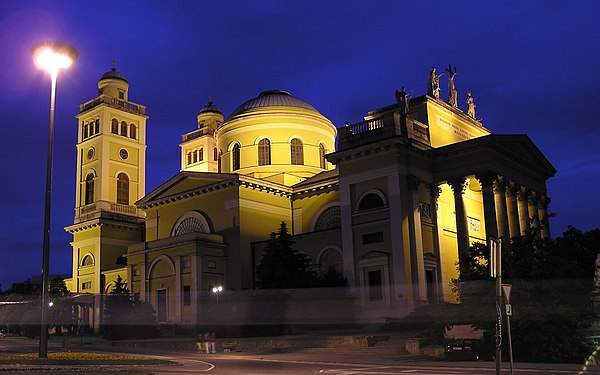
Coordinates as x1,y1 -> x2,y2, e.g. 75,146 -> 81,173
0,351 -> 175,367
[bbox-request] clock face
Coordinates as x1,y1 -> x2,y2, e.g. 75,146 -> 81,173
119,148 -> 128,159
87,148 -> 95,160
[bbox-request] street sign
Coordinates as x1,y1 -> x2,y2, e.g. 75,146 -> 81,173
506,304 -> 512,316
502,283 -> 512,304
490,238 -> 498,278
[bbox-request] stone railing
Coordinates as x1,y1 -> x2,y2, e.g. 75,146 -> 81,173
338,112 -> 430,150
181,127 -> 215,142
76,201 -> 144,220
79,95 -> 146,116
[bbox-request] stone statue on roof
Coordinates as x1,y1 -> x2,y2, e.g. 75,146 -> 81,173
395,86 -> 410,116
466,90 -> 476,118
446,65 -> 458,107
427,67 -> 443,99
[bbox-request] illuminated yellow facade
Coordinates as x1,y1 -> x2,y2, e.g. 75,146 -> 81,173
67,69 -> 555,327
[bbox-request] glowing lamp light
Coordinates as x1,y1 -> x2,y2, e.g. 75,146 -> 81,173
212,286 -> 223,293
48,301 -> 54,307
32,41 -> 78,75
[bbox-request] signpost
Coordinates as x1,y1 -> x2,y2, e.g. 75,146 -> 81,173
503,283 -> 515,375
490,237 -> 502,375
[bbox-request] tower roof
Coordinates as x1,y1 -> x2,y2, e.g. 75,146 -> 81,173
99,67 -> 128,83
198,101 -> 222,115
227,90 -> 321,120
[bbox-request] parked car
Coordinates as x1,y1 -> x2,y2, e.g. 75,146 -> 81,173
444,338 -> 483,361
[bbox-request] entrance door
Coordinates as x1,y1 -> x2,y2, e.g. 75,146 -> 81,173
157,289 -> 167,322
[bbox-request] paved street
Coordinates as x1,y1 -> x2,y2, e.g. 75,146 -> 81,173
2,337 -> 600,374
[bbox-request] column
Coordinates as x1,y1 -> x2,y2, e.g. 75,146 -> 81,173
191,253 -> 203,323
429,183 -> 442,303
389,174 -> 409,307
517,186 -> 529,235
407,175 -> 427,304
476,173 -> 499,240
450,178 -> 469,275
528,192 -> 540,237
493,177 -> 509,239
175,255 -> 182,322
339,178 -> 356,292
538,195 -> 551,239
140,257 -> 147,301
505,182 -> 520,238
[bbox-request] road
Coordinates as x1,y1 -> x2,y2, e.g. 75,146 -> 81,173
2,337 -> 600,374
143,352 -> 600,375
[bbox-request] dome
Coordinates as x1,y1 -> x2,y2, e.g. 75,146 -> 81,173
226,90 -> 321,120
99,67 -> 128,83
198,101 -> 222,115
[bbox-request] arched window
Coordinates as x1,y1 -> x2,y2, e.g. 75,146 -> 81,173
187,152 -> 192,165
258,138 -> 271,166
199,148 -> 204,161
83,124 -> 89,139
319,143 -> 327,169
117,173 -> 129,205
192,150 -> 198,163
129,124 -> 137,139
232,144 -> 241,171
111,119 -> 119,134
94,119 -> 100,134
314,206 -> 341,231
172,211 -> 211,236
213,147 -> 218,161
291,138 -> 304,165
218,150 -> 222,172
81,254 -> 94,267
85,173 -> 94,205
357,192 -> 385,211
120,121 -> 128,136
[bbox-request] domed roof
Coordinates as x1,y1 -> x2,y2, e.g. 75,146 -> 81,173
99,67 -> 128,83
198,101 -> 222,115
227,90 -> 320,120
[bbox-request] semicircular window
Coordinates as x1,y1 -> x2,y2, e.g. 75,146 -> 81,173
314,206 -> 341,231
357,192 -> 385,211
173,216 -> 209,236
81,254 -> 94,267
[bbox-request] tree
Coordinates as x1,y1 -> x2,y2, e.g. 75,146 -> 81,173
103,275 -> 159,340
47,277 -> 73,335
255,222 -> 319,289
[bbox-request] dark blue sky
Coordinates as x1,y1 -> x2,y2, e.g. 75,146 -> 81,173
1,1 -> 599,289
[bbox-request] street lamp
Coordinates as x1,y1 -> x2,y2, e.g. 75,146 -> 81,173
212,285 -> 223,303
32,41 -> 78,359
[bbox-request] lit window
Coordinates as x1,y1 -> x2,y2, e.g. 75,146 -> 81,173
232,144 -> 241,171
319,143 -> 327,169
258,139 -> 271,166
130,124 -> 136,139
291,138 -> 303,165
82,281 -> 92,290
117,173 -> 129,205
111,119 -> 119,134
120,121 -> 127,136
85,173 -> 94,205
81,255 -> 94,266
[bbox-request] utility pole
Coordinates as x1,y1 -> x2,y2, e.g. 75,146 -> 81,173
490,237 -> 502,375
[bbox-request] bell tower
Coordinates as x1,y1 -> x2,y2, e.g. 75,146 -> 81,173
65,67 -> 147,298
180,101 -> 222,172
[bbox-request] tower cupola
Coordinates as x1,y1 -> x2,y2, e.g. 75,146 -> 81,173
97,66 -> 129,101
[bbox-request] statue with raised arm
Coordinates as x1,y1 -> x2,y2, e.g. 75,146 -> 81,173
427,67 -> 443,99
446,64 -> 458,107
466,90 -> 476,118
395,86 -> 410,116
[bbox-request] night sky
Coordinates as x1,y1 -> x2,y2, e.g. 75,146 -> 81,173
1,1 -> 599,289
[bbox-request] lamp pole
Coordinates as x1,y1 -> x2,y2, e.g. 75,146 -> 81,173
33,41 -> 78,359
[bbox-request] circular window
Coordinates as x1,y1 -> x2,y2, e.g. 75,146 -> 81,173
119,148 -> 129,159
87,148 -> 95,160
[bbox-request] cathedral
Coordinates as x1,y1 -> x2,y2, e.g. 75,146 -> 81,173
64,67 -> 555,330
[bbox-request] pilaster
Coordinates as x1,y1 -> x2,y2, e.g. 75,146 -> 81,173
407,175 -> 427,304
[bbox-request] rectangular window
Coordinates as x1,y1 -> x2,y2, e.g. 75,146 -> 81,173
362,232 -> 383,244
157,289 -> 167,322
183,285 -> 191,306
207,260 -> 217,269
82,282 -> 92,290
367,270 -> 383,301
